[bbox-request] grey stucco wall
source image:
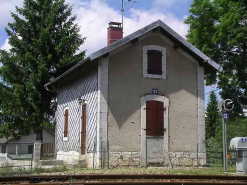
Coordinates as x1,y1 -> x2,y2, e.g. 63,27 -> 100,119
108,35 -> 198,153
56,67 -> 98,153
6,134 -> 36,154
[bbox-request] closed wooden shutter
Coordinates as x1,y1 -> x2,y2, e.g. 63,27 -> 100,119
146,101 -> 157,136
147,50 -> 162,75
146,101 -> 164,136
64,109 -> 68,137
156,101 -> 164,136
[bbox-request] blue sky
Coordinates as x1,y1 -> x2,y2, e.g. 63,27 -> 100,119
0,0 -> 220,107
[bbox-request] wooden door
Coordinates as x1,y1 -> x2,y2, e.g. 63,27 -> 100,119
146,100 -> 165,165
146,100 -> 164,136
81,104 -> 86,154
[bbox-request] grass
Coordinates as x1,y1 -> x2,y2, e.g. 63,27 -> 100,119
0,164 -> 240,176
62,166 -> 239,176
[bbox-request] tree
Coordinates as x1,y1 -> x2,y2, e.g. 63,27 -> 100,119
206,91 -> 220,140
0,0 -> 85,139
185,0 -> 247,116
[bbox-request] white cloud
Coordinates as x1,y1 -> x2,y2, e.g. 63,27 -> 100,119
0,38 -> 11,51
0,0 -> 189,57
0,0 -> 23,27
73,0 -> 189,56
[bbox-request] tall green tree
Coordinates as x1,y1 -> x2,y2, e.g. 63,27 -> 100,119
185,0 -> 247,116
0,0 -> 85,139
205,91 -> 220,140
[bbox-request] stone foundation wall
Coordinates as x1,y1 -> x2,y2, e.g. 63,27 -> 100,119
56,151 -> 80,165
109,152 -> 140,168
108,152 -> 206,168
169,152 -> 206,167
55,151 -> 206,168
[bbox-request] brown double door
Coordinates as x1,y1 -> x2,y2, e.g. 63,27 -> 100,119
146,100 -> 164,136
81,104 -> 86,155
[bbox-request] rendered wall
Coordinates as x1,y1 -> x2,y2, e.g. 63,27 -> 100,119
108,35 -> 199,153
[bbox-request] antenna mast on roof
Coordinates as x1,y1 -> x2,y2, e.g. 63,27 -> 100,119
121,0 -> 138,34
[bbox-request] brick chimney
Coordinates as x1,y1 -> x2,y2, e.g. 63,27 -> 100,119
107,22 -> 123,45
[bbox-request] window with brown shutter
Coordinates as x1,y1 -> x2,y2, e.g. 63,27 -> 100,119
147,50 -> 162,75
146,101 -> 164,136
156,101 -> 164,136
146,101 -> 156,136
64,108 -> 68,137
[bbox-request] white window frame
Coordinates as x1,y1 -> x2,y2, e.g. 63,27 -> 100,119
143,45 -> 166,79
63,107 -> 69,142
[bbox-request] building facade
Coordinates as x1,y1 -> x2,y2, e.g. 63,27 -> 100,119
45,20 -> 221,168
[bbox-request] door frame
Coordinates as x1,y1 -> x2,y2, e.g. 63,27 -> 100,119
140,94 -> 169,166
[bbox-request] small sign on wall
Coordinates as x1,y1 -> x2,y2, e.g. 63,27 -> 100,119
152,88 -> 158,94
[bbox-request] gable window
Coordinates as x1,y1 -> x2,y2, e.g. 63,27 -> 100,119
143,45 -> 166,79
63,107 -> 69,141
148,50 -> 162,75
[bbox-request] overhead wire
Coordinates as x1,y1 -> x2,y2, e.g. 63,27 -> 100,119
125,1 -> 138,11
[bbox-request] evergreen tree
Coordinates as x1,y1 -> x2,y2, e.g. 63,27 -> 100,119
0,0 -> 85,139
185,0 -> 247,116
206,91 -> 220,140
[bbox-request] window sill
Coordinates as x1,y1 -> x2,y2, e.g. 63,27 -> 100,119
143,74 -> 166,79
146,136 -> 164,138
63,137 -> 68,142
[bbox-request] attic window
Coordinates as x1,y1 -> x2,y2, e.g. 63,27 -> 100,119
148,50 -> 162,75
143,45 -> 166,79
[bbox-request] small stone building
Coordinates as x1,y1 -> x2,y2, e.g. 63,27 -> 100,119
45,20 -> 221,168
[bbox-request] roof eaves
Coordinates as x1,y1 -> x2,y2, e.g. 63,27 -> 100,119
43,126 -> 55,136
44,57 -> 91,87
159,21 -> 222,72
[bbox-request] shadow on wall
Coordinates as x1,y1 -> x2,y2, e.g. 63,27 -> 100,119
108,35 -> 198,129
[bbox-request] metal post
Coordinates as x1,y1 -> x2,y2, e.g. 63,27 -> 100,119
101,141 -> 103,169
121,0 -> 124,33
30,143 -> 34,172
146,136 -> 147,167
93,142 -> 95,169
197,143 -> 199,167
107,141 -> 109,169
222,114 -> 227,172
225,117 -> 228,171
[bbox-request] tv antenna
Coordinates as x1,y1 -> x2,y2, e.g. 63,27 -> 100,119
121,0 -> 138,34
